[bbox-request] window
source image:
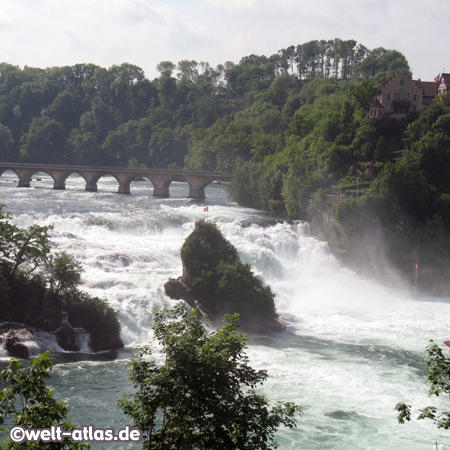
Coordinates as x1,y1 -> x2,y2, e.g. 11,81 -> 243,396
394,89 -> 409,101
414,95 -> 416,101
400,78 -> 405,86
387,94 -> 390,101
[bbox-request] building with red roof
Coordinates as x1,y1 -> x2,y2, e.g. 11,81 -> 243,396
369,70 -> 441,120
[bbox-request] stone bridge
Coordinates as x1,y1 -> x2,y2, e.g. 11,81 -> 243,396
0,163 -> 232,199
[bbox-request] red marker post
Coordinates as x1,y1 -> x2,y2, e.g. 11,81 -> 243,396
415,260 -> 418,287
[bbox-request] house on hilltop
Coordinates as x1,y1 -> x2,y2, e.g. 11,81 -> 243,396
437,73 -> 450,95
369,70 -> 438,120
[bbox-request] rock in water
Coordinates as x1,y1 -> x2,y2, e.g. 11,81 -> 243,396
4,330 -> 30,358
165,220 -> 285,332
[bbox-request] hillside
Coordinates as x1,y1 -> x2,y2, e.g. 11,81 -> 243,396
0,39 -> 407,168
2,39 -> 450,291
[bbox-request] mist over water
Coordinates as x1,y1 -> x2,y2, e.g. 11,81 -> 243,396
1,171 -> 449,449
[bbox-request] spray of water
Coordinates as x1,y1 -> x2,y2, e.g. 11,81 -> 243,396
1,171 -> 449,449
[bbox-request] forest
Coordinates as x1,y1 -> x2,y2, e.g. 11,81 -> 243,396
1,38 -> 450,289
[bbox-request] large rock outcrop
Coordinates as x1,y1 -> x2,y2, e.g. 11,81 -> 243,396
165,221 -> 284,332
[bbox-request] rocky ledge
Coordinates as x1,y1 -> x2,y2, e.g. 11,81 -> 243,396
164,220 -> 285,333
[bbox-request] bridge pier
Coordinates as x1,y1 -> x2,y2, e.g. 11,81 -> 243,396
18,179 -> 30,188
83,172 -> 100,192
152,185 -> 169,197
185,175 -> 215,199
53,181 -> 65,190
16,169 -> 34,188
52,170 -> 72,190
188,187 -> 205,199
149,174 -> 170,197
117,175 -> 132,195
118,184 -> 131,194
85,182 -> 97,192
0,163 -> 231,199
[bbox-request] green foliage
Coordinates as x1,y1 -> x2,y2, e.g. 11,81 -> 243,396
405,99 -> 450,193
20,117 -> 66,163
0,205 -> 52,278
0,123 -> 17,161
66,295 -> 122,352
0,40 -> 409,169
46,251 -> 84,296
396,341 -> 450,430
181,220 -> 237,281
0,206 -> 122,351
228,156 -> 286,211
0,269 -> 12,320
0,351 -> 90,449
367,154 -> 434,221
180,221 -> 278,324
343,99 -> 450,274
119,304 -> 301,450
353,47 -> 410,83
215,261 -> 277,321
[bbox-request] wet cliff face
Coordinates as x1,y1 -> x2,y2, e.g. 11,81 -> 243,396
166,220 -> 284,332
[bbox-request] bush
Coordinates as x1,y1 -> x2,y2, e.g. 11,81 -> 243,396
66,295 -> 123,352
119,305 -> 301,449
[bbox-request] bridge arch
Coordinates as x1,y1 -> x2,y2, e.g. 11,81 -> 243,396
0,169 -> 20,186
58,171 -> 84,189
0,163 -> 232,199
128,176 -> 154,196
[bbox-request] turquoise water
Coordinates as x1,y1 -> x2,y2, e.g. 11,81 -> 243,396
0,171 -> 449,449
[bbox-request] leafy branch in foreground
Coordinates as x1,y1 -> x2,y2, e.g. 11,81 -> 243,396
119,304 -> 302,449
396,341 -> 450,430
0,351 -> 90,449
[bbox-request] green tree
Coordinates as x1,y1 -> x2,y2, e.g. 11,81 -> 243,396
396,341 -> 450,430
156,61 -> 176,78
0,123 -> 17,161
406,100 -> 450,193
45,85 -> 85,133
46,251 -> 84,296
0,351 -> 90,449
66,131 -> 103,165
119,304 -> 301,450
0,206 -> 51,278
20,117 -> 66,164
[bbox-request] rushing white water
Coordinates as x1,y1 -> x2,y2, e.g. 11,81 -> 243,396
1,170 -> 449,449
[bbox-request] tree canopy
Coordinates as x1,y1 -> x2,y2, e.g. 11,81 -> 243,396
119,304 -> 301,449
0,40 -> 408,169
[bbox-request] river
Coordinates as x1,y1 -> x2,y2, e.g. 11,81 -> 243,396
0,170 -> 448,449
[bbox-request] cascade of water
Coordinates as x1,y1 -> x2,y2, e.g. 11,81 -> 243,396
0,172 -> 449,448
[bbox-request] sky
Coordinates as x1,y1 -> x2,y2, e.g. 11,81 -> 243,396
0,0 -> 448,81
